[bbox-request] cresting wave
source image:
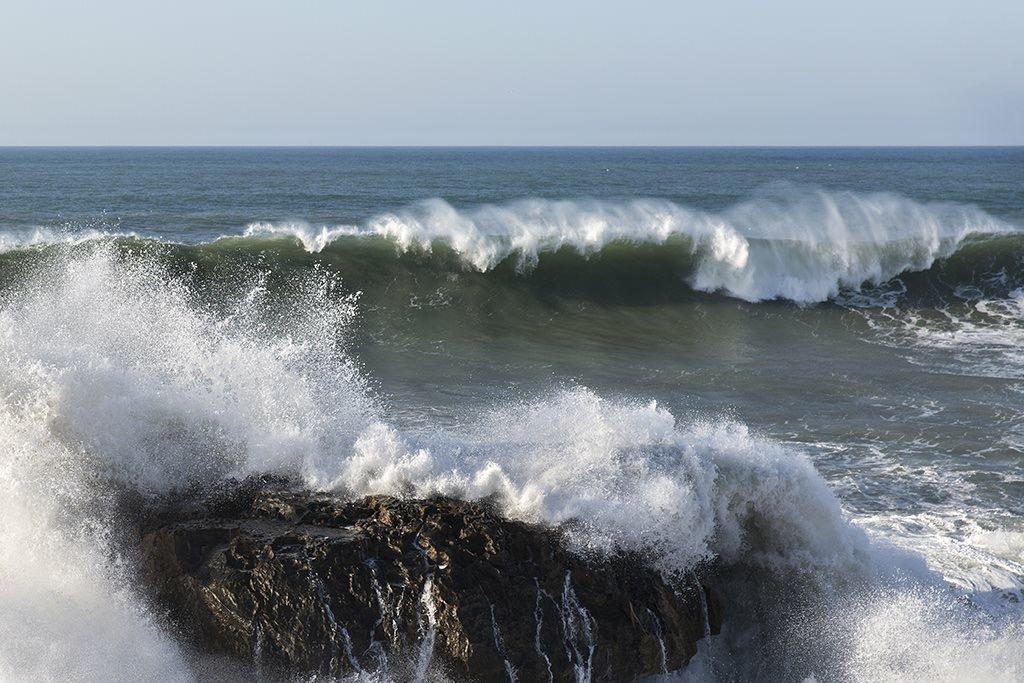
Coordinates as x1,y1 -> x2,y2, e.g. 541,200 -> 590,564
241,187 -> 1020,303
1,186 -> 1019,305
2,244 -> 1022,680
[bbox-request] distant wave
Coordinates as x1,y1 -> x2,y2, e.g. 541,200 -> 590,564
1,186 -> 1019,304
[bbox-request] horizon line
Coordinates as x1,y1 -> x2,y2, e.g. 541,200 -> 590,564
1,144 -> 1023,150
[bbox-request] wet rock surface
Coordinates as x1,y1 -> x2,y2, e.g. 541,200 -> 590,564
136,479 -> 720,681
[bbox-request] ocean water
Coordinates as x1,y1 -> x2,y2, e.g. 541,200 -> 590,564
1,147 -> 1023,681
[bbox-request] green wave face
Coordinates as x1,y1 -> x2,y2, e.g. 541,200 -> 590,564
2,230 -> 1022,310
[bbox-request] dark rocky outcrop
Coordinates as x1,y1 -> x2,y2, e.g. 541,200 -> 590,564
136,479 -> 720,681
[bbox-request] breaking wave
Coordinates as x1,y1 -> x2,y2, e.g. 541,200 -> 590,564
241,187 -> 1018,303
1,186 -> 1019,305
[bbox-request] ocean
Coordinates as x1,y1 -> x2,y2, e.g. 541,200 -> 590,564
1,147 -> 1022,680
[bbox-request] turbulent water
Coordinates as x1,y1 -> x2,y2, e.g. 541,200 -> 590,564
1,147 -> 1023,681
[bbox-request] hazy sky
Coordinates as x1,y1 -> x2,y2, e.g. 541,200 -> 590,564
2,0 -> 1022,145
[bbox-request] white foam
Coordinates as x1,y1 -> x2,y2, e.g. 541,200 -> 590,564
320,390 -> 873,577
861,513 -> 1024,608
817,585 -> 1024,682
0,246 -> 375,492
850,287 -> 1024,379
0,370 -> 193,681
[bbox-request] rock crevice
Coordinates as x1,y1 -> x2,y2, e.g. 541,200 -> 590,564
137,482 -> 720,681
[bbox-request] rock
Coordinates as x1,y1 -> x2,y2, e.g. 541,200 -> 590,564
136,479 -> 720,681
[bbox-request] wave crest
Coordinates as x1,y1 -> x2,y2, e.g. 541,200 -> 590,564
244,187 -> 1016,302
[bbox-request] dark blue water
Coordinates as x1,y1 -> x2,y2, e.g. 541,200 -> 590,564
2,147 -> 1023,237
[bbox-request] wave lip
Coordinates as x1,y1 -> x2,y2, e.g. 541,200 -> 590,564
243,187 -> 1017,303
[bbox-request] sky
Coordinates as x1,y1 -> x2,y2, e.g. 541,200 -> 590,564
1,0 -> 1022,146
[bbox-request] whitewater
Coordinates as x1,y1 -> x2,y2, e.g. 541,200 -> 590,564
1,147 -> 1023,681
